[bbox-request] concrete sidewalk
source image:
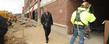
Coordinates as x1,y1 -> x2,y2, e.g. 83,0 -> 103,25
23,23 -> 68,44
68,30 -> 104,44
6,19 -> 103,44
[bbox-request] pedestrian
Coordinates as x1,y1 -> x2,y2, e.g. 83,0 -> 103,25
0,16 -> 8,44
41,7 -> 53,43
70,2 -> 96,44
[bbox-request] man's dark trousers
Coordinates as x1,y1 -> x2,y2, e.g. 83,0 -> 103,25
43,25 -> 51,43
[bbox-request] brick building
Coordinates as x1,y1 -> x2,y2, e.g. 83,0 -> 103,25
22,0 -> 82,33
22,0 -> 108,44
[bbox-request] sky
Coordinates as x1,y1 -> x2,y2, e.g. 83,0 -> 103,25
0,0 -> 24,14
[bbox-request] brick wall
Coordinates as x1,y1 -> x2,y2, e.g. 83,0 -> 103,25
41,0 -> 81,33
44,0 -> 66,25
65,0 -> 81,34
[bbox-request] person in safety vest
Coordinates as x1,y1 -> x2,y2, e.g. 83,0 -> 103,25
70,2 -> 96,44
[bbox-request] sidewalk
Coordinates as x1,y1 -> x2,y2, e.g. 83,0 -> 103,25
6,17 -> 69,44
68,29 -> 104,44
23,23 -> 69,44
6,18 -> 103,44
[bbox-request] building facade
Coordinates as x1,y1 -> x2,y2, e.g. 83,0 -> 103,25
22,0 -> 82,33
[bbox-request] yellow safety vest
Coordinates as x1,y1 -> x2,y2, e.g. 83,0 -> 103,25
71,7 -> 96,26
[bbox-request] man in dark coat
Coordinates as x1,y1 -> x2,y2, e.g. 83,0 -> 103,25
41,8 -> 53,43
0,16 -> 8,44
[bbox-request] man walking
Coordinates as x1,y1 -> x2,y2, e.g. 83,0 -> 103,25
41,7 -> 53,43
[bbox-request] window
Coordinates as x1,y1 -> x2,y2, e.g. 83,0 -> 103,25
32,10 -> 38,21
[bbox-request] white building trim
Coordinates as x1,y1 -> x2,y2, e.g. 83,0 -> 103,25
24,3 -> 38,15
53,22 -> 67,28
40,0 -> 56,7
24,0 -> 56,14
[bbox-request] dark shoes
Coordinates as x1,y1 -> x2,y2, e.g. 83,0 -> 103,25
46,38 -> 49,43
84,34 -> 90,39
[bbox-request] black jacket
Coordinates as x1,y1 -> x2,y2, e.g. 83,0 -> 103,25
0,16 -> 8,36
41,12 -> 53,27
0,16 -> 8,28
